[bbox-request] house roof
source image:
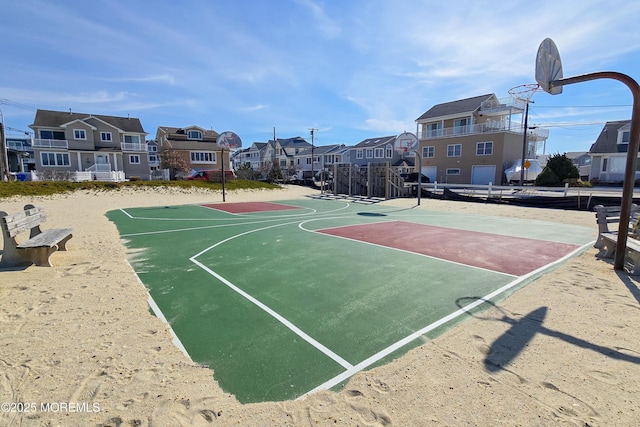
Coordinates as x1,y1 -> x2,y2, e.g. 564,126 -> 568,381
589,120 -> 631,153
415,94 -> 495,121
31,109 -> 146,134
158,126 -> 219,139
353,135 -> 396,148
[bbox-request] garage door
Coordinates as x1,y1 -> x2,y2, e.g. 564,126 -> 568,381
471,165 -> 496,185
421,166 -> 437,182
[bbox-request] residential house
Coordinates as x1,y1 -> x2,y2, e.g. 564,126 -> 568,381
588,120 -> 634,183
234,142 -> 268,171
565,151 -> 592,181
296,144 -> 348,179
415,94 -> 549,184
349,135 -> 401,168
156,126 -> 231,178
29,109 -> 148,181
270,137 -> 312,175
5,133 -> 34,174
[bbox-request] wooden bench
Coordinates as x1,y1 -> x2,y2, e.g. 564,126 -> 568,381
0,204 -> 73,268
594,204 -> 639,252
594,204 -> 640,274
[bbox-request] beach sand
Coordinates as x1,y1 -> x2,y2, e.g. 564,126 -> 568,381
1,185 -> 638,426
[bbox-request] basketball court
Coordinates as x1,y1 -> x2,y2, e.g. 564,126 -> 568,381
107,197 -> 594,403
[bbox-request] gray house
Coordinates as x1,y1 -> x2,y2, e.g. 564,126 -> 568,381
349,135 -> 400,168
29,109 -> 149,180
588,120 -> 633,184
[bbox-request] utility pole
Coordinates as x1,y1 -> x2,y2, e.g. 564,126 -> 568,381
0,109 -> 8,181
309,128 -> 317,183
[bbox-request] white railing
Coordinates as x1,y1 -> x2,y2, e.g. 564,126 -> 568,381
31,170 -> 126,182
32,139 -> 68,148
418,123 -> 549,140
121,142 -> 148,152
86,163 -> 112,172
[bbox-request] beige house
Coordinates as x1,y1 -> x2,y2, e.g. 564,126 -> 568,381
155,126 -> 231,178
29,109 -> 149,181
415,94 -> 549,184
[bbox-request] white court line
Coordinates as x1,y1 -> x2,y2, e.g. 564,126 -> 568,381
298,240 -> 596,399
189,220 -> 354,370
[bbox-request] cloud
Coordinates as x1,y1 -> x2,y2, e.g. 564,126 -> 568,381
294,0 -> 341,38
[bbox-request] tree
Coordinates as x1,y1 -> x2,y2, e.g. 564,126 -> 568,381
235,163 -> 259,180
535,153 -> 579,186
160,149 -> 190,180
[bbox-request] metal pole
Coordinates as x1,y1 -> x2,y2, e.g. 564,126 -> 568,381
221,147 -> 226,202
551,71 -> 640,271
519,101 -> 529,185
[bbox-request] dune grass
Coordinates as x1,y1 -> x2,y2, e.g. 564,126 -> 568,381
0,179 -> 281,199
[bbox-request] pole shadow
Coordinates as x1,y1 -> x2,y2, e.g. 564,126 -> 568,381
455,297 -> 640,374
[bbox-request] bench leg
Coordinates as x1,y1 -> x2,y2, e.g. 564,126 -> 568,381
0,244 -> 33,268
57,234 -> 73,251
27,246 -> 58,267
600,241 -> 616,258
626,250 -> 640,276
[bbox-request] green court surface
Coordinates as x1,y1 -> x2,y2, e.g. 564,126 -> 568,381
106,197 -> 594,403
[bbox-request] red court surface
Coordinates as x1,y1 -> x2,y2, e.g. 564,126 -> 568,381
317,220 -> 580,276
201,201 -> 302,214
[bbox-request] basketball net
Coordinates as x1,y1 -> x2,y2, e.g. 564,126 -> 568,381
508,83 -> 541,107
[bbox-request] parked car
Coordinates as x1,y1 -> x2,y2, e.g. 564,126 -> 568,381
504,159 -> 543,184
186,170 -> 235,182
403,172 -> 430,196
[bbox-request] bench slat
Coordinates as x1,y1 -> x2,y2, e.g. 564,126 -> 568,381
17,228 -> 73,248
1,208 -> 46,238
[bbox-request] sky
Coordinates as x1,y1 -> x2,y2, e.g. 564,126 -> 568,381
1,0 -> 640,155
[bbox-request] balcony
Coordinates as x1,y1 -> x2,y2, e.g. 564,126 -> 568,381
33,139 -> 68,149
479,97 -> 525,116
418,122 -> 548,141
121,142 -> 148,152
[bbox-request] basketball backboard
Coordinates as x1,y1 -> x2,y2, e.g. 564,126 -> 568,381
394,132 -> 419,154
217,131 -> 242,149
536,38 -> 564,95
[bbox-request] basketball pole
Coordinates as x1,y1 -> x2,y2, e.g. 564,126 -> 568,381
549,71 -> 640,271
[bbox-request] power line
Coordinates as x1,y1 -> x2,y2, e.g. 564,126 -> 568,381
532,104 -> 632,108
0,98 -> 37,111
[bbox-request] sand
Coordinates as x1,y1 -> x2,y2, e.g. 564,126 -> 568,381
0,185 -> 638,426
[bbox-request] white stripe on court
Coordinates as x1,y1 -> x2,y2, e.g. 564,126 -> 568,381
298,240 -> 595,399
189,220 -> 354,370
190,258 -> 354,370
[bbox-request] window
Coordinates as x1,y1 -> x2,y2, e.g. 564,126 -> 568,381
447,144 -> 462,157
374,148 -> 384,158
356,149 -> 363,159
619,130 -> 630,144
124,135 -> 140,144
129,155 -> 140,164
41,152 -> 70,167
306,158 -> 312,165
454,118 -> 469,135
602,158 -> 608,172
187,130 -> 202,140
366,148 -> 373,158
73,129 -> 86,140
40,130 -> 66,140
446,168 -> 460,175
386,144 -> 393,158
191,151 -> 216,163
476,141 -> 493,156
101,132 -> 112,142
422,146 -> 435,158
426,122 -> 442,138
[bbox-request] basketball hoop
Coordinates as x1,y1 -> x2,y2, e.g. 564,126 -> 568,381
508,83 -> 541,102
394,132 -> 419,154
